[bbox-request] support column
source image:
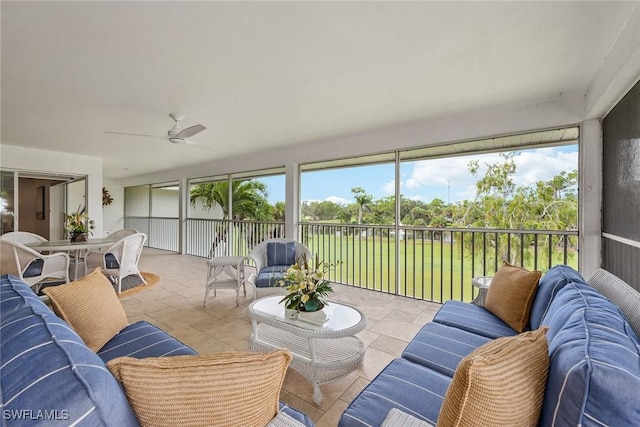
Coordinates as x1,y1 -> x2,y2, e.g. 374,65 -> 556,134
179,178 -> 187,254
285,163 -> 299,240
579,119 -> 602,278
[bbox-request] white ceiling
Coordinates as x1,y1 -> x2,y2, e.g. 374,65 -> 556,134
1,1 -> 638,179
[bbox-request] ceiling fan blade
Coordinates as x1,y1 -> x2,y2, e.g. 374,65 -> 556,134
104,131 -> 162,138
176,124 -> 206,139
184,139 -> 216,152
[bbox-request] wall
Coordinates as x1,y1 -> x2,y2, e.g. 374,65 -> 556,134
102,179 -> 125,234
0,146 -> 104,234
602,78 -> 640,290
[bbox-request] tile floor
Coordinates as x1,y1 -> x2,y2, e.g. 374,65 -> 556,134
123,248 -> 443,427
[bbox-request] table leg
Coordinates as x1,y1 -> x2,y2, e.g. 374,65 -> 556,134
308,337 -> 323,404
312,383 -> 323,405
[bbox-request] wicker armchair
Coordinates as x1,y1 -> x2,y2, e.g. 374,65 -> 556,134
246,238 -> 312,300
0,240 -> 69,292
85,233 -> 147,294
0,231 -> 47,244
106,228 -> 138,241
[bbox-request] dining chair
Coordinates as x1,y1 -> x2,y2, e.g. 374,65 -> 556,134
85,233 -> 147,294
106,228 -> 138,241
0,240 -> 70,293
246,238 -> 312,300
0,231 -> 48,245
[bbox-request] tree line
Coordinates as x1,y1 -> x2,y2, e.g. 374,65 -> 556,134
191,153 -> 578,232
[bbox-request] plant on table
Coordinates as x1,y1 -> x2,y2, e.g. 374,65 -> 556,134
278,254 -> 336,312
65,207 -> 95,241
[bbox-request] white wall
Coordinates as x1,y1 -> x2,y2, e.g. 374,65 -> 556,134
188,198 -> 224,219
124,186 -> 150,217
151,188 -> 179,217
0,145 -> 104,234
102,179 -> 125,234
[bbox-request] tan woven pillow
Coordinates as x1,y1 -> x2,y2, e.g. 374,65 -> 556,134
437,327 -> 549,427
484,261 -> 541,332
44,267 -> 127,351
107,350 -> 292,427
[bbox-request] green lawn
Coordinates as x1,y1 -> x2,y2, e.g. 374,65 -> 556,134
303,232 -> 578,303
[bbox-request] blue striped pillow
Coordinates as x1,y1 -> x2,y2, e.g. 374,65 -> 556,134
266,242 -> 296,267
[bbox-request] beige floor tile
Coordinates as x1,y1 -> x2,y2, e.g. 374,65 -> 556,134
340,376 -> 370,405
369,335 -> 410,357
370,317 -> 423,342
316,399 -> 349,427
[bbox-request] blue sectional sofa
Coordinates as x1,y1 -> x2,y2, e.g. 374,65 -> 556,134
0,274 -> 313,426
339,265 -> 640,426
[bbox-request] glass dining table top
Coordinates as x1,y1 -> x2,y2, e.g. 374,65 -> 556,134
27,237 -> 115,252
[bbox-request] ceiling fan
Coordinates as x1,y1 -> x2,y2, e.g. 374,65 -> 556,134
105,113 -> 210,148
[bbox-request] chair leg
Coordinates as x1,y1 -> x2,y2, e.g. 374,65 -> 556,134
137,272 -> 147,285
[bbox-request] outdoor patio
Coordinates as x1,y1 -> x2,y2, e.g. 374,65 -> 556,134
124,247 -> 443,426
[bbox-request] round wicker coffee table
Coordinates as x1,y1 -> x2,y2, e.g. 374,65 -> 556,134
248,296 -> 367,404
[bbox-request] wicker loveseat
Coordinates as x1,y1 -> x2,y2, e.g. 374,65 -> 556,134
1,274 -> 314,426
339,265 -> 640,426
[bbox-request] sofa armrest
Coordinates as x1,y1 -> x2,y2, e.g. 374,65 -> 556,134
381,408 -> 435,427
587,268 -> 640,338
266,411 -> 310,427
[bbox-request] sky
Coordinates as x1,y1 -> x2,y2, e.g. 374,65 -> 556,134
259,145 -> 579,205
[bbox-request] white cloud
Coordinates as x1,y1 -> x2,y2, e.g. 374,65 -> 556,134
401,147 -> 578,202
512,148 -> 578,186
324,195 -> 351,205
382,180 -> 397,195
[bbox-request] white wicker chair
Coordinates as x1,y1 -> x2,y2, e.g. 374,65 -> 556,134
0,231 -> 47,244
85,233 -> 147,294
246,238 -> 312,300
106,228 -> 138,241
0,240 -> 69,292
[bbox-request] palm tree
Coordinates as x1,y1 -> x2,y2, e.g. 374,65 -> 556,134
351,187 -> 373,225
190,180 -> 272,251
190,180 -> 270,220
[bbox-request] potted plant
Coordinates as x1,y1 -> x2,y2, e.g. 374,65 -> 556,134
65,207 -> 94,242
278,254 -> 335,314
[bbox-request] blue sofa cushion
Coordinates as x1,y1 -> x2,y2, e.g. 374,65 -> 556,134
529,265 -> 584,329
402,322 -> 492,377
339,358 -> 449,427
104,253 -> 120,269
267,242 -> 296,266
22,258 -> 44,277
97,321 -> 197,363
255,265 -> 289,288
540,307 -> 640,426
432,300 -> 518,339
0,275 -> 139,426
541,281 -> 624,331
279,403 -> 315,427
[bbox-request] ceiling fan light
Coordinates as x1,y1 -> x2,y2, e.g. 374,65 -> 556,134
169,138 -> 187,145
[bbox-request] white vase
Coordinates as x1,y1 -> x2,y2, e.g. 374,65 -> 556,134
298,309 -> 328,325
285,308 -> 298,319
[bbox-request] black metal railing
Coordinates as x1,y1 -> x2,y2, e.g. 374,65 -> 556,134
127,216 -> 578,304
299,223 -> 578,303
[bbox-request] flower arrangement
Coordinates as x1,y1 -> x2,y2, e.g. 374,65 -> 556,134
65,207 -> 94,240
278,254 -> 336,312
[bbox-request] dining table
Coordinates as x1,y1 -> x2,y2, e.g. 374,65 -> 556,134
27,237 -> 115,280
